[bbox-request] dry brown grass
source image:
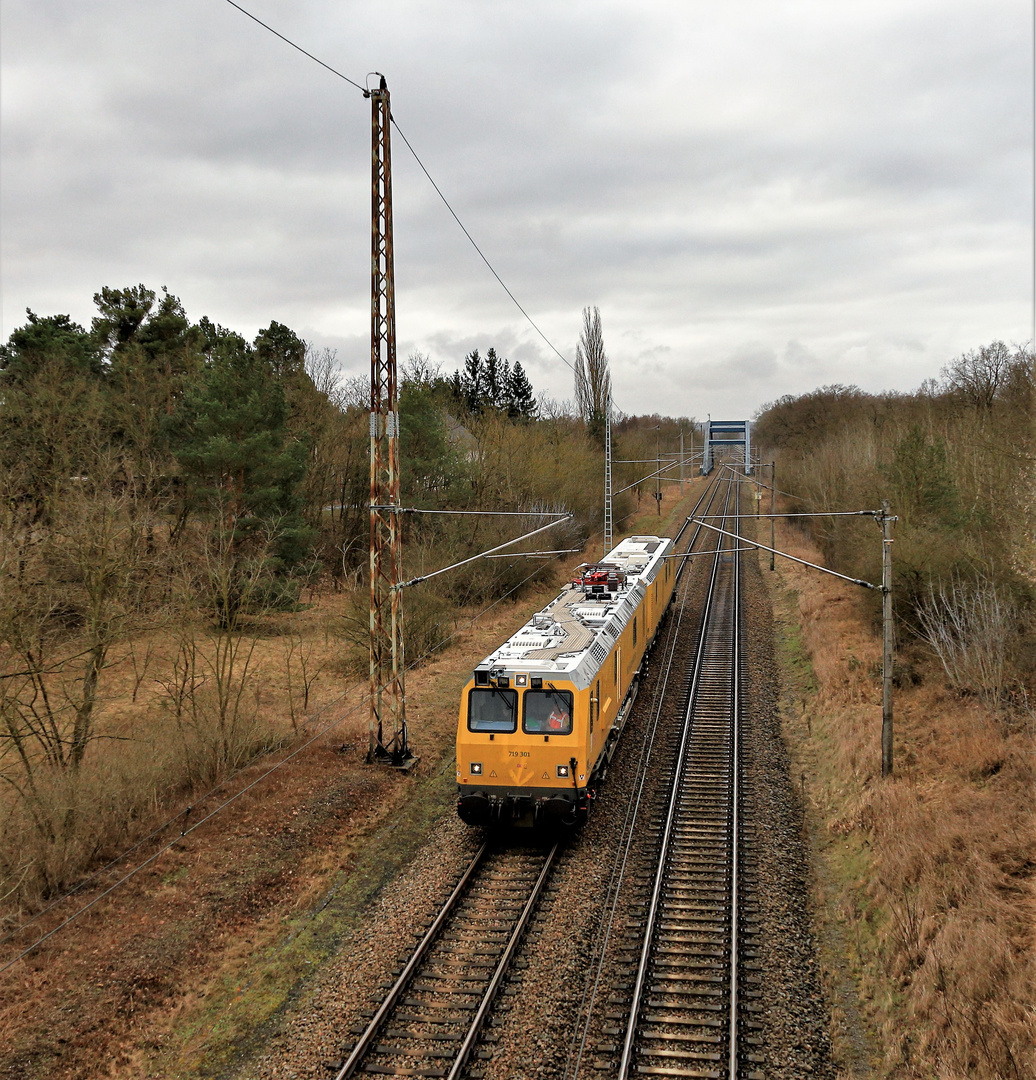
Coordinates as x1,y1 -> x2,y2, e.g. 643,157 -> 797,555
0,596 -> 344,918
0,554 -> 578,921
0,481 -> 711,1079
769,521 -> 1035,1079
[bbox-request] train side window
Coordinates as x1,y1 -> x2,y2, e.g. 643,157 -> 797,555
523,689 -> 573,735
467,688 -> 518,732
614,650 -> 618,683
633,615 -> 637,646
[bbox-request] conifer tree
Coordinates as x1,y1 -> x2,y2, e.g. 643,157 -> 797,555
165,326 -> 311,566
505,361 -> 536,418
91,284 -> 156,356
485,347 -> 502,407
0,311 -> 103,382
462,349 -> 487,413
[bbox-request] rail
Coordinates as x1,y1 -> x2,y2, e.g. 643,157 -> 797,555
336,842 -> 559,1080
616,496 -> 729,1076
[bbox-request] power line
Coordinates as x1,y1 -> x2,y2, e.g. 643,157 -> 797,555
218,3 -> 582,385
0,690 -> 368,975
0,733 -> 284,950
221,1 -> 366,93
390,120 -> 577,377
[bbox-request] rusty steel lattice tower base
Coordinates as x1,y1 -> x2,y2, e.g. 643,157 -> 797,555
367,77 -> 414,768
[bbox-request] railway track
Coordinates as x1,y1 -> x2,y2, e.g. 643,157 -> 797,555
567,472 -> 762,1080
335,841 -> 558,1079
336,470 -> 761,1080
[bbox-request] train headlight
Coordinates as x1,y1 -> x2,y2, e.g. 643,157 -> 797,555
470,762 -> 483,775
556,764 -> 570,778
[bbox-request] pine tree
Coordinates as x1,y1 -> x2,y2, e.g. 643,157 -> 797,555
485,347 -> 502,408
462,349 -> 486,413
880,425 -> 958,524
91,284 -> 156,356
0,311 -> 103,382
506,361 -> 536,419
165,328 -> 311,565
255,321 -> 306,381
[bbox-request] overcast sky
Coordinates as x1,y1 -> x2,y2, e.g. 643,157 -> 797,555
1,1 -> 1032,419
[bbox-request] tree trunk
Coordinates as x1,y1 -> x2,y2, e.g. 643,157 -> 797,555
70,642 -> 105,771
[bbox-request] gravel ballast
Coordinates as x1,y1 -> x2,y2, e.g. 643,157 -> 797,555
245,533 -> 838,1080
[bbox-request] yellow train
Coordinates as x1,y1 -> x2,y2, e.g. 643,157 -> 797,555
456,535 -> 676,827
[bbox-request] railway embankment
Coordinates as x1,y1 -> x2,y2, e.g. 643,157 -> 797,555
765,519 -> 1035,1079
0,573 -> 570,1080
0,487 -> 702,1079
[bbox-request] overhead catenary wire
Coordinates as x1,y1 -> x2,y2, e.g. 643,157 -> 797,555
220,2 -> 584,387
612,459 -> 682,497
384,508 -> 570,518
396,515 -> 572,589
221,1 -> 367,93
658,546 -> 761,558
695,510 -> 879,520
687,517 -> 877,589
485,548 -> 581,558
717,463 -> 804,504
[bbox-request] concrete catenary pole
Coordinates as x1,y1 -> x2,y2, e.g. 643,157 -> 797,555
880,500 -> 896,777
769,461 -> 776,572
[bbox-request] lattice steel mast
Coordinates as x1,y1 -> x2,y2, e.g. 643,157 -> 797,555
603,392 -> 613,555
367,76 -> 412,766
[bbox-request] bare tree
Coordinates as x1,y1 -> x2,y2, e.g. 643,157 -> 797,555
915,575 -> 1016,706
402,350 -> 441,388
574,306 -> 611,446
305,344 -> 344,405
941,341 -> 1017,410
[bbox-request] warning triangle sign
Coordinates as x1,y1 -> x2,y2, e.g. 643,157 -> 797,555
541,771 -> 549,779
489,770 -> 497,777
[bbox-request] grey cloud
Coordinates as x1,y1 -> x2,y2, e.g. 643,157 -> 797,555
1,0 -> 1030,419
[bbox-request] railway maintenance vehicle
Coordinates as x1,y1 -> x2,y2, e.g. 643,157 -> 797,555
456,534 -> 675,827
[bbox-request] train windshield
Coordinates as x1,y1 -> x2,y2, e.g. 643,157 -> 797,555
467,688 -> 518,732
523,689 -> 573,735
